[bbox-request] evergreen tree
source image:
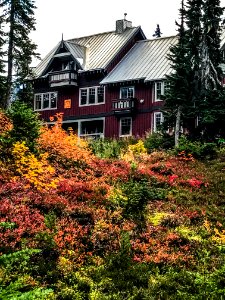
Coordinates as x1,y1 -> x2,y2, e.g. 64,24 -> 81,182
198,0 -> 225,138
0,0 -> 38,108
164,0 -> 193,146
165,0 -> 225,142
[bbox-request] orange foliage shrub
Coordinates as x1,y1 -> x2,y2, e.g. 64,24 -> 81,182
0,111 -> 13,135
39,115 -> 92,165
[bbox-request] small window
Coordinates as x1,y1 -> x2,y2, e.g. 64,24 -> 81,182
97,86 -> 104,103
120,87 -> 134,99
79,86 -> 105,106
120,117 -> 132,136
89,88 -> 96,104
34,92 -> 57,111
153,112 -> 164,132
154,81 -> 168,101
81,89 -> 88,105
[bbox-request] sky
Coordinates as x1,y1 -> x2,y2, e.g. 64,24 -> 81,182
31,0 -> 225,65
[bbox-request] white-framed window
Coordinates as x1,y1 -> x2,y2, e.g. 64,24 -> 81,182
153,112 -> 164,132
154,81 -> 168,101
120,86 -> 134,99
79,86 -> 105,106
34,92 -> 57,111
120,117 -> 132,137
79,117 -> 105,139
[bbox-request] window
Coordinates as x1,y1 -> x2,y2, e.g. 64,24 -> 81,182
120,117 -> 132,136
154,81 -> 168,101
79,86 -> 105,106
153,112 -> 164,132
120,87 -> 134,99
34,92 -> 57,111
79,118 -> 104,138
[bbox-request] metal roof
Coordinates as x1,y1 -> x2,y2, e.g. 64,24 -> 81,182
34,26 -> 144,77
101,36 -> 178,84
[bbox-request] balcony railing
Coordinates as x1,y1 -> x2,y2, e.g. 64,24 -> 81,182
112,98 -> 137,114
49,70 -> 78,87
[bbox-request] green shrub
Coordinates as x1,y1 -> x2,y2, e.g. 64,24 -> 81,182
175,135 -> 217,160
144,132 -> 174,153
6,101 -> 42,152
88,138 -> 127,159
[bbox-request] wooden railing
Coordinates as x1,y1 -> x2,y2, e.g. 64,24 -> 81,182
112,98 -> 137,114
49,70 -> 78,87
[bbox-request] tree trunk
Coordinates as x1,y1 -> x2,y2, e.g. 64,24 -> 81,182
175,106 -> 182,147
6,0 -> 14,108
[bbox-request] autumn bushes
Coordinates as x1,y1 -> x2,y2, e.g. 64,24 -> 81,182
1,103 -> 225,299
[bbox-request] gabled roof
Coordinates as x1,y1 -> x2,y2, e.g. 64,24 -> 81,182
101,36 -> 178,84
34,26 -> 145,78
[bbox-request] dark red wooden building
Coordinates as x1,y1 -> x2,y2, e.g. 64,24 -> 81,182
33,17 -> 178,138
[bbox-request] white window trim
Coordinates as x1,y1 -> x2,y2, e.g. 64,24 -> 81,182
154,81 -> 167,102
78,117 -> 105,138
34,92 -> 58,111
79,86 -> 105,106
153,112 -> 164,132
119,117 -> 132,137
120,86 -> 135,99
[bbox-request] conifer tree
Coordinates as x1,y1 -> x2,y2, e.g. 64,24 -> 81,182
165,0 -> 225,142
198,0 -> 225,138
0,0 -> 38,108
164,0 -> 192,146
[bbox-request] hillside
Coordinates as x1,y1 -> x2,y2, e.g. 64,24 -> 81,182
0,105 -> 225,299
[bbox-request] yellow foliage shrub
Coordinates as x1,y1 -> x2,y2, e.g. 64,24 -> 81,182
12,141 -> 57,190
121,140 -> 146,162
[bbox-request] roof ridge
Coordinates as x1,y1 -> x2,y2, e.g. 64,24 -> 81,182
136,35 -> 177,43
66,26 -> 139,41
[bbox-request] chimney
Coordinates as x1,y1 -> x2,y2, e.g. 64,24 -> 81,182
82,44 -> 90,70
116,13 -> 132,34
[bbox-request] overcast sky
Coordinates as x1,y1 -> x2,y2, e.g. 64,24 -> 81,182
31,0 -> 225,65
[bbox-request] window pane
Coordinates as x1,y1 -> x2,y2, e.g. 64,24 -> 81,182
89,88 -> 96,104
34,94 -> 42,110
154,112 -> 163,131
81,89 -> 87,105
121,87 -> 127,99
127,87 -> 134,98
50,92 -> 57,108
156,82 -> 162,100
81,120 -> 104,135
121,118 -> 131,136
97,86 -> 104,103
43,93 -> 50,109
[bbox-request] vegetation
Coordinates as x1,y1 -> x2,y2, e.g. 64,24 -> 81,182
1,105 -> 225,299
0,0 -> 38,108
164,0 -> 225,144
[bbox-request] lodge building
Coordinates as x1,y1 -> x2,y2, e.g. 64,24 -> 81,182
33,17 -> 178,138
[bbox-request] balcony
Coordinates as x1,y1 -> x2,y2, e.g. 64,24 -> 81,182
49,70 -> 78,87
112,98 -> 137,115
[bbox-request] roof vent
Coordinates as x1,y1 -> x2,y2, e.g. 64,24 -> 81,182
116,13 -> 132,34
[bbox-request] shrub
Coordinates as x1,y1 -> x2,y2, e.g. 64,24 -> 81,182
175,136 -> 217,160
144,132 -> 174,153
6,101 -> 42,152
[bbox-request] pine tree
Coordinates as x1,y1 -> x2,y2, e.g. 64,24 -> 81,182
164,0 -> 193,146
198,0 -> 225,138
0,0 -> 38,108
165,0 -> 225,142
